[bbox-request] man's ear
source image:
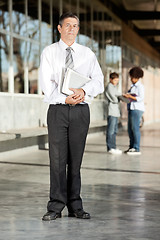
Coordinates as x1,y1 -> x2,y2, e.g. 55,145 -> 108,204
57,25 -> 61,33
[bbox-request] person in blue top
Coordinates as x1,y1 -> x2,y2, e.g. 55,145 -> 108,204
123,67 -> 145,155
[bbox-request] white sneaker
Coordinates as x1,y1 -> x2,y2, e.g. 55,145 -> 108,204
115,149 -> 122,154
108,148 -> 122,154
127,148 -> 141,155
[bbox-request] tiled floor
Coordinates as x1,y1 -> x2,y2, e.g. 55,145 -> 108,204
0,125 -> 160,240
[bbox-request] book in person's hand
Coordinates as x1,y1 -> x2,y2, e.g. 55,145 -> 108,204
118,95 -> 130,103
118,93 -> 137,103
62,68 -> 91,95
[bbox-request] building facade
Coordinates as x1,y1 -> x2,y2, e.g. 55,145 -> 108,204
0,0 -> 160,132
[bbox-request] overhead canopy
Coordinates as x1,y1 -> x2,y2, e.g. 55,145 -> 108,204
1,0 -> 160,53
103,0 -> 160,53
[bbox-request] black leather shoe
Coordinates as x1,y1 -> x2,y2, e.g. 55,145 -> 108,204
68,209 -> 90,219
42,211 -> 61,221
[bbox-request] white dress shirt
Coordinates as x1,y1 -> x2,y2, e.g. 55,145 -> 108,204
39,39 -> 104,104
129,80 -> 145,112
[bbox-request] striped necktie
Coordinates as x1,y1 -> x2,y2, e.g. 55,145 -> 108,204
65,47 -> 74,69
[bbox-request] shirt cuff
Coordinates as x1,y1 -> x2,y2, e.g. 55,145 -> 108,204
82,86 -> 88,96
56,95 -> 67,104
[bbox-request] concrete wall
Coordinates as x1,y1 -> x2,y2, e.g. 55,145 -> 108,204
0,93 -> 47,132
0,93 -> 105,132
89,99 -> 105,123
143,67 -> 160,124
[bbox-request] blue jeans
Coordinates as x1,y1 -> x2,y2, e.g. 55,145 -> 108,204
128,110 -> 143,151
106,116 -> 118,150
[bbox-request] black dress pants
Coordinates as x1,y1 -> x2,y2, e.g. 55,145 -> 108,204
47,104 -> 90,213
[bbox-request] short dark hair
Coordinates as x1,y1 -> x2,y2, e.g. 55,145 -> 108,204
59,12 -> 80,27
110,72 -> 119,79
129,67 -> 144,79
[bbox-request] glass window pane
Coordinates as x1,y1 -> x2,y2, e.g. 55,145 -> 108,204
13,38 -> 26,93
12,0 -> 26,36
28,0 -> 39,40
92,39 -> 99,58
52,7 -> 59,43
106,20 -> 122,72
0,33 -> 9,92
0,1 -> 10,31
27,42 -> 39,94
41,0 -> 52,50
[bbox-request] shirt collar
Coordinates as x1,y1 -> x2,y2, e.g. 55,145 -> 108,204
59,39 -> 77,52
131,80 -> 140,87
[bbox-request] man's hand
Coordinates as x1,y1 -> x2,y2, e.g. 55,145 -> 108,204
65,88 -> 85,106
65,93 -> 85,105
70,88 -> 85,98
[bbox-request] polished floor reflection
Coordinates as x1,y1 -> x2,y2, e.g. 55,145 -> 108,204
0,125 -> 160,240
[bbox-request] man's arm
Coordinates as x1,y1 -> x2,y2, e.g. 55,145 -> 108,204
80,54 -> 104,97
39,49 -> 53,100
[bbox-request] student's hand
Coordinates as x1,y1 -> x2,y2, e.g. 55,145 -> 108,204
123,93 -> 129,98
123,93 -> 137,101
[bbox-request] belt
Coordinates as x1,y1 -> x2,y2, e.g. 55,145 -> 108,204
55,103 -> 85,107
67,104 -> 76,107
50,104 -> 87,107
55,103 -> 76,107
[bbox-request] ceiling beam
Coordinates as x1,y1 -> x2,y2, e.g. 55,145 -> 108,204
79,12 -> 112,22
138,29 -> 160,36
99,0 -> 126,20
149,41 -> 160,48
125,11 -> 160,20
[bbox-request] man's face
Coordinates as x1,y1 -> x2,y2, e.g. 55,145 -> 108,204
58,17 -> 79,44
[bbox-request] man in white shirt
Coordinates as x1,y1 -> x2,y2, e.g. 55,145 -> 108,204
39,12 -> 104,221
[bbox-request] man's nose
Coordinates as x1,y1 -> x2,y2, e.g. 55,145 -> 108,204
69,25 -> 74,30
